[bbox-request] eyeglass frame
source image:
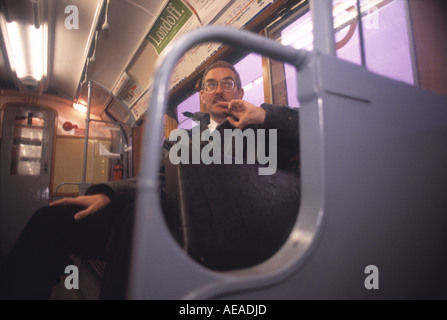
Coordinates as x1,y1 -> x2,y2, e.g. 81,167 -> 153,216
202,77 -> 238,94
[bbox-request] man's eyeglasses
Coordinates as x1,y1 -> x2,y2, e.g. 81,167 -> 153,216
203,79 -> 235,94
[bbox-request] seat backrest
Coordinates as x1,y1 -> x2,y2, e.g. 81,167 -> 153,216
164,156 -> 300,270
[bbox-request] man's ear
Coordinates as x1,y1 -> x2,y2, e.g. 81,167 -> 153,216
200,90 -> 206,104
238,87 -> 245,99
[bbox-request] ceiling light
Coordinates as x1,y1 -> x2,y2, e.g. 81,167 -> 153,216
73,102 -> 88,113
0,1 -> 48,93
5,21 -> 46,82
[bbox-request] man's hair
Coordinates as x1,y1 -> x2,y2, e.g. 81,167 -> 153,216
201,60 -> 242,90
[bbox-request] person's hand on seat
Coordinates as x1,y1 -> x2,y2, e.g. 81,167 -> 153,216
50,194 -> 111,220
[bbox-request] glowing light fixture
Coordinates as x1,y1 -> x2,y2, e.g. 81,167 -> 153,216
0,0 -> 48,92
4,21 -> 47,83
73,102 -> 88,113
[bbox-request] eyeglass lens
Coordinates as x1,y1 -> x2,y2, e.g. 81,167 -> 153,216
204,79 -> 234,93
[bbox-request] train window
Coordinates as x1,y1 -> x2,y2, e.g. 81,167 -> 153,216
334,0 -> 415,85
267,0 -> 416,107
11,115 -> 45,176
177,92 -> 200,130
88,123 -> 120,184
267,9 -> 313,108
333,1 -> 362,65
361,0 -> 415,85
235,53 -> 264,107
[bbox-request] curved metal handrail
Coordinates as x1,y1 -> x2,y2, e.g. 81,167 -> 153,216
131,26 -> 311,299
54,182 -> 92,199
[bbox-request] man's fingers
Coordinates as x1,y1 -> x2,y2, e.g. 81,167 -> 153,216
227,116 -> 239,127
228,100 -> 244,111
50,198 -> 78,206
49,194 -> 110,221
227,116 -> 247,129
73,208 -> 92,220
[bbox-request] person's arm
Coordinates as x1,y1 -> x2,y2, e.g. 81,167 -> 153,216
50,178 -> 138,220
50,193 -> 111,220
224,99 -> 266,128
50,139 -> 174,220
225,100 -> 299,149
225,100 -> 300,172
96,177 -> 139,201
259,103 -> 300,151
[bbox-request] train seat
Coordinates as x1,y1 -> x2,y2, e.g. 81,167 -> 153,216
163,156 -> 301,271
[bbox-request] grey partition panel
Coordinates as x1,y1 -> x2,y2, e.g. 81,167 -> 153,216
223,52 -> 447,300
128,27 -> 447,299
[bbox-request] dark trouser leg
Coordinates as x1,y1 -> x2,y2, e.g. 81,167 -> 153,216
100,202 -> 135,300
0,201 -> 123,300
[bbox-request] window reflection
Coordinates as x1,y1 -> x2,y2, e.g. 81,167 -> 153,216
11,114 -> 44,176
270,0 -> 415,108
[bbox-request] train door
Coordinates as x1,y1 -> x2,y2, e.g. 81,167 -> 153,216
0,105 -> 56,254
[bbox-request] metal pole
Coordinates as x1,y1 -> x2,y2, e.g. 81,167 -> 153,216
356,0 -> 366,67
310,0 -> 335,55
81,80 -> 93,193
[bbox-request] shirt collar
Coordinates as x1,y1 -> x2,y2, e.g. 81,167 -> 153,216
208,118 -> 219,133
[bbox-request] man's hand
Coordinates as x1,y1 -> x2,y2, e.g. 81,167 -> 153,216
50,194 -> 111,220
223,99 -> 266,129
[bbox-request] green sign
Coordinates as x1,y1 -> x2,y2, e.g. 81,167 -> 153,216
146,0 -> 193,54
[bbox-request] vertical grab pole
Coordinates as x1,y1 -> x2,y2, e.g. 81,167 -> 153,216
80,81 -> 93,194
356,0 -> 367,66
310,0 -> 336,56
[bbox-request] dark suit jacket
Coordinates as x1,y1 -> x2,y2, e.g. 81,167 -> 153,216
86,103 -> 299,200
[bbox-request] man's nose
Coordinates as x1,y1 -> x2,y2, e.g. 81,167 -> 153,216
215,82 -> 224,94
